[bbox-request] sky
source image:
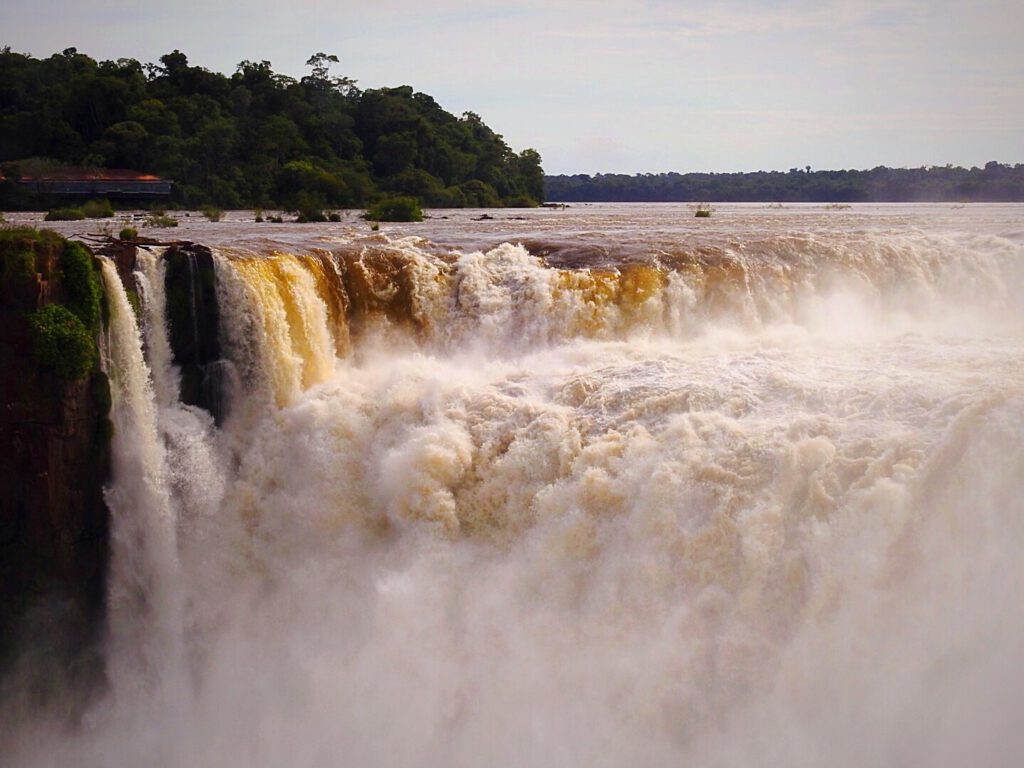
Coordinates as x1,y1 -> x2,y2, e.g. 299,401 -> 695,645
3,0 -> 1022,174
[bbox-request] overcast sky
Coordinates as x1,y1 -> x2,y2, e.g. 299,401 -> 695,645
3,0 -> 1022,174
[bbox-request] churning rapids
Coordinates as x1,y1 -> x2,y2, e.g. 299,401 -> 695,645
5,204 -> 1024,766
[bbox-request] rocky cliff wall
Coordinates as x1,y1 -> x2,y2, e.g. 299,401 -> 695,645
0,229 -> 110,692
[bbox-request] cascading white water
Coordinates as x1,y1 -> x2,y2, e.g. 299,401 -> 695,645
7,207 -> 1024,768
134,248 -> 179,408
96,257 -> 184,699
135,249 -> 225,527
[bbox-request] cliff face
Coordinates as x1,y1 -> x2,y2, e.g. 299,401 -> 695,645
0,232 -> 225,698
0,230 -> 110,685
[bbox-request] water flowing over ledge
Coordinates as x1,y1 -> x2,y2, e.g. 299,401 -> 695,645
5,207 -> 1024,768
203,226 -> 1021,412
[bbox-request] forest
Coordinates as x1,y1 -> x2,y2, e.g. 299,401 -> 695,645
545,164 -> 1024,203
0,48 -> 545,210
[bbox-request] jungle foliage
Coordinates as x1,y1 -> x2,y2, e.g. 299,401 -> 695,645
58,239 -> 103,333
0,229 -> 101,381
0,48 -> 545,209
28,304 -> 97,381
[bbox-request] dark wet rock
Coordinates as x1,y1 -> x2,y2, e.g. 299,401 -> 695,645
162,244 -> 224,422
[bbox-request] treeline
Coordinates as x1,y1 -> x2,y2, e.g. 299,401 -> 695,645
0,48 -> 544,209
545,163 -> 1024,203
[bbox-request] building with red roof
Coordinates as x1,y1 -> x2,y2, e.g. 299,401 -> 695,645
12,167 -> 172,198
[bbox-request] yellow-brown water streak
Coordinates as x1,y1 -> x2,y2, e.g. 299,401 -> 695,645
230,254 -> 336,406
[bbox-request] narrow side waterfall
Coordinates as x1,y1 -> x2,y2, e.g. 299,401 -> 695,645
96,257 -> 184,697
134,248 -> 179,408
135,249 -> 225,527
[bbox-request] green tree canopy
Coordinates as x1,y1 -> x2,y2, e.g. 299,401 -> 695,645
0,48 -> 545,209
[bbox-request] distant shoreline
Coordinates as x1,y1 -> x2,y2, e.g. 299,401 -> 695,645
545,163 -> 1024,203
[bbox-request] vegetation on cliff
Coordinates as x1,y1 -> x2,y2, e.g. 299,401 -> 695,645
545,163 -> 1024,203
0,48 -> 545,209
0,228 -> 110,675
0,227 -> 62,302
0,239 -> 35,284
59,240 -> 103,333
28,304 -> 97,380
1,229 -> 102,381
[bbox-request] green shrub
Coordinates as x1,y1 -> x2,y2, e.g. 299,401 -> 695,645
2,248 -> 35,283
45,207 -> 86,221
82,199 -> 115,218
0,228 -> 62,273
201,206 -> 224,222
28,304 -> 97,380
364,196 -> 423,222
328,212 -> 341,222
144,213 -> 179,228
0,227 -> 64,249
60,241 -> 102,332
254,209 -> 264,223
119,227 -> 138,240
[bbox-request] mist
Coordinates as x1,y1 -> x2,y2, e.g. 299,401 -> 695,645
3,205 -> 1023,767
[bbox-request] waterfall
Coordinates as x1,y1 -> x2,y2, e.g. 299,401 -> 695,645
215,251 -> 336,408
207,231 -> 1021,364
135,249 -> 226,527
8,215 -> 1022,768
97,257 -> 184,698
134,247 -> 179,408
